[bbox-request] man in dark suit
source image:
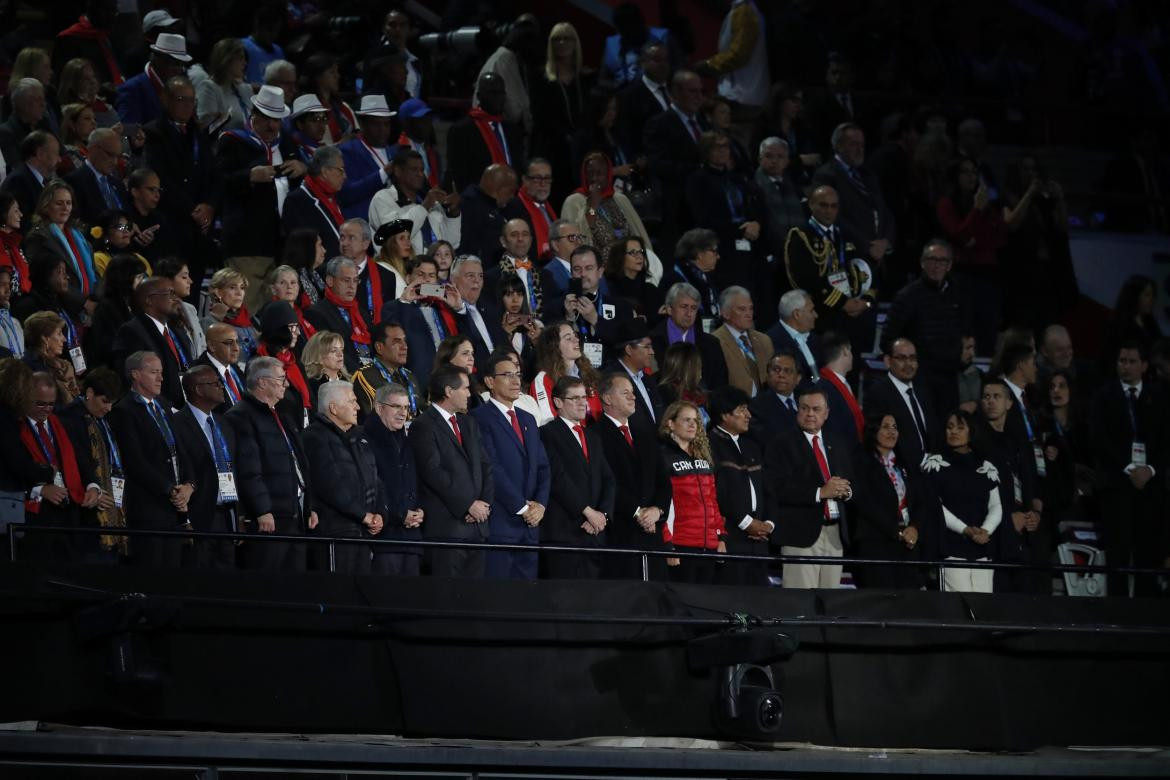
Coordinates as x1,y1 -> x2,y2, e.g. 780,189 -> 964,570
604,318 -> 663,430
0,131 -> 59,233
539,219 -> 582,303
193,322 -> 245,410
445,72 -> 524,192
144,75 -> 220,293
811,123 -> 895,268
644,70 -> 707,249
595,373 -> 671,580
226,355 -> 317,571
64,128 -> 129,227
115,32 -> 191,125
0,80 -> 52,171
450,255 -> 506,370
804,54 -> 867,155
764,384 -> 856,589
282,144 -> 346,258
305,257 -> 368,374
170,365 -> 238,569
380,257 -> 459,389
215,89 -> 305,314
615,41 -> 672,159
863,338 -> 939,471
709,386 -> 771,587
456,164 -> 526,265
107,351 -> 194,568
1090,341 -> 1167,597
650,281 -> 729,391
112,277 -> 192,408
749,351 -> 803,446
541,376 -> 616,579
470,352 -> 550,579
17,372 -> 101,562
547,245 -> 633,365
409,364 -> 494,578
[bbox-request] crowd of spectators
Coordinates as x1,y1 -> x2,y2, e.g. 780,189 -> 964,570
0,1 -> 1166,596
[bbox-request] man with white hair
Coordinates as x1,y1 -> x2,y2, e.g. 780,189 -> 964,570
649,281 -> 729,390
303,380 -> 385,573
262,60 -> 297,105
306,256 -> 369,373
713,286 -> 773,397
65,127 -> 128,225
766,288 -> 821,381
755,137 -> 805,263
0,79 -> 51,168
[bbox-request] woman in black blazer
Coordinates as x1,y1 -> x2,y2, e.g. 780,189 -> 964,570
850,413 -> 932,589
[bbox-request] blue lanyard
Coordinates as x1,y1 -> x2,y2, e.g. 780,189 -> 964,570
170,328 -> 190,369
208,414 -> 232,470
97,417 -> 123,473
732,331 -> 756,362
59,309 -> 78,348
578,291 -> 602,336
137,394 -> 177,454
725,182 -> 744,222
807,218 -> 845,270
428,305 -> 448,340
374,361 -> 418,414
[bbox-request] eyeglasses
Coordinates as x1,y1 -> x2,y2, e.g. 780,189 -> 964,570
890,354 -> 919,363
561,394 -> 588,402
264,375 -> 290,386
626,248 -> 646,257
378,402 -> 410,412
923,255 -> 951,264
492,371 -> 523,380
552,233 -> 583,243
147,290 -> 178,299
112,224 -> 132,232
525,174 -> 552,183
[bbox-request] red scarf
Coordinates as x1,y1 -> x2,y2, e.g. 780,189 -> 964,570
223,306 -> 252,329
58,16 -> 124,85
818,367 -> 864,441
146,63 -> 166,97
575,152 -> 616,200
468,107 -> 509,167
421,298 -> 459,338
0,230 -> 30,294
398,132 -> 440,188
20,416 -> 86,513
518,189 -> 558,259
324,286 -> 371,345
304,174 -> 344,229
258,344 -> 311,409
325,97 -> 357,143
360,262 -> 383,327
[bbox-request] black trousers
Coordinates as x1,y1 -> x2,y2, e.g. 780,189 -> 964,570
242,514 -> 306,572
667,545 -> 720,585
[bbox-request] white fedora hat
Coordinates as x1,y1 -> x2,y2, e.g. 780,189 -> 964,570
291,94 -> 328,120
150,32 -> 192,63
356,94 -> 396,118
251,85 -> 291,119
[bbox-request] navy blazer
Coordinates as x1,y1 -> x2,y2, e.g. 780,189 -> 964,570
748,389 -> 799,446
337,137 -> 391,220
65,162 -> 129,228
281,185 -> 341,259
115,72 -> 164,125
470,402 -> 550,544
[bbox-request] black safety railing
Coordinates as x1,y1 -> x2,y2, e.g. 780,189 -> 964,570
7,523 -> 1161,583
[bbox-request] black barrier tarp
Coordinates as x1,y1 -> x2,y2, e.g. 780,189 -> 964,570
1,562 -> 1167,749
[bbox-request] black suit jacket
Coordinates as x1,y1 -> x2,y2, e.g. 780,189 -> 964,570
541,419 -> 615,546
304,299 -> 363,375
811,159 -> 896,249
602,360 -> 664,431
281,186 -> 341,260
649,319 -> 729,392
594,414 -> 671,552
107,395 -> 192,530
764,427 -> 856,548
0,117 -> 45,177
1089,381 -> 1166,492
616,78 -> 668,157
850,447 -> 933,547
455,184 -> 526,266
214,131 -> 303,257
709,426 -> 768,557
0,164 -> 45,233
143,117 -> 220,228
191,352 -> 245,413
171,406 -> 238,531
458,299 -> 507,372
445,115 -> 524,193
111,314 -> 193,409
408,404 -> 494,541
64,163 -> 129,228
862,373 -> 938,471
748,390 -> 799,447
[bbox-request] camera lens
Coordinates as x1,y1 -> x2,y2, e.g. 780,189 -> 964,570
758,694 -> 782,729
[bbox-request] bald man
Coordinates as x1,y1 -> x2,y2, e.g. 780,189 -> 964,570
194,322 -> 246,411
457,163 -> 526,266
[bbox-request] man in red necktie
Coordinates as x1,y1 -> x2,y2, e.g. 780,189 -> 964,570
763,385 -> 856,589
112,277 -> 193,408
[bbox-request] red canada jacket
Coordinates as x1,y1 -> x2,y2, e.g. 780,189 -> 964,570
660,439 -> 726,550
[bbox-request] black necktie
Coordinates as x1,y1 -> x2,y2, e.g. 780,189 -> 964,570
906,386 -> 927,447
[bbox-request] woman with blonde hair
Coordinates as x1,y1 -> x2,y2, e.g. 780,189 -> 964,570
534,21 -> 593,206
57,103 -> 98,174
302,330 -> 350,409
658,400 -> 726,583
22,180 -> 98,301
196,38 -> 254,131
203,267 -> 258,362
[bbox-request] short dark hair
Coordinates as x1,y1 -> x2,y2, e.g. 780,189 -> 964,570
81,366 -> 122,399
406,254 -> 437,276
428,363 -> 468,403
372,320 -> 404,345
569,244 -> 598,264
796,384 -> 828,405
820,330 -> 851,364
128,167 -> 157,190
1116,338 -> 1150,363
20,130 -> 55,161
980,375 -> 1011,396
483,349 -> 518,378
708,385 -> 751,423
597,371 -> 631,398
152,256 -> 187,279
999,343 -> 1035,377
392,148 -> 423,168
552,375 -> 585,399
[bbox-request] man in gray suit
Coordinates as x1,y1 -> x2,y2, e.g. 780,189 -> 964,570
408,364 -> 494,577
